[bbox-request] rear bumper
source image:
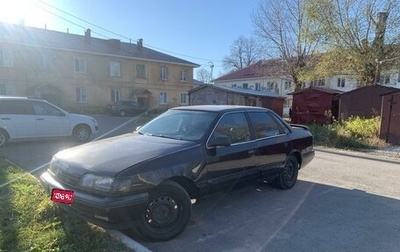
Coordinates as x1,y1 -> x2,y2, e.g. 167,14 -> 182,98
40,171 -> 148,229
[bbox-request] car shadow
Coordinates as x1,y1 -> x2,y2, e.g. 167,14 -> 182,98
124,180 -> 400,252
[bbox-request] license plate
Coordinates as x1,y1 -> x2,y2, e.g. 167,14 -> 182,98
51,189 -> 74,204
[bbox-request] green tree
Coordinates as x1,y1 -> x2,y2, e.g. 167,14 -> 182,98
305,0 -> 400,85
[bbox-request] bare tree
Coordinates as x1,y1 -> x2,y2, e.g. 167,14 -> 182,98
305,0 -> 400,85
223,35 -> 263,72
252,0 -> 323,91
196,68 -> 212,83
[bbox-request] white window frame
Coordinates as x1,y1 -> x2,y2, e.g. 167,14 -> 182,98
37,54 -> 49,70
337,78 -> 345,88
110,61 -> 121,77
76,86 -> 88,103
111,89 -> 121,102
180,92 -> 188,105
136,64 -> 146,79
0,48 -> 13,67
180,70 -> 188,82
161,67 -> 168,81
159,92 -> 168,105
74,57 -> 86,73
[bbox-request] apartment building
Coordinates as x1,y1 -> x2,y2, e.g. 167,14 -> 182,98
0,22 -> 198,112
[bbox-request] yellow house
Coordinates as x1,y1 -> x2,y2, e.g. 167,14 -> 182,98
0,23 -> 199,112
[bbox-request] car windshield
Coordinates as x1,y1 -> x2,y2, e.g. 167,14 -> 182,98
138,109 -> 217,141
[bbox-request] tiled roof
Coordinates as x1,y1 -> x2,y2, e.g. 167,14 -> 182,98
213,59 -> 288,82
189,84 -> 284,98
0,22 -> 199,67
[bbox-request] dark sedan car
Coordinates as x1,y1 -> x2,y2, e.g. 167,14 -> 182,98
107,100 -> 148,117
40,105 -> 315,241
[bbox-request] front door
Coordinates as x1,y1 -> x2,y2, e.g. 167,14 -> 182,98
203,112 -> 257,185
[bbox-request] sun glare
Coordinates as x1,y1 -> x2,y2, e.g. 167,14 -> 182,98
0,0 -> 48,26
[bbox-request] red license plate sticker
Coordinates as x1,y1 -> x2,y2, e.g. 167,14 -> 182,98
51,189 -> 74,204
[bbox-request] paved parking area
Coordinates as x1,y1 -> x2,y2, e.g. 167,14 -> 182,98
1,115 -> 400,252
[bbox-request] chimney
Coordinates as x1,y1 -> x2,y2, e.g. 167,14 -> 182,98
137,38 -> 143,53
85,29 -> 92,39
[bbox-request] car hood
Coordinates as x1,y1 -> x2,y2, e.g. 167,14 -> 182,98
52,133 -> 197,176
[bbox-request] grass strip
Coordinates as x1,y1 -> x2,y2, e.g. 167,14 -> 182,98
0,159 -> 132,252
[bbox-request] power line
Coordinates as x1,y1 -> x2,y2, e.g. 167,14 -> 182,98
34,0 -> 223,64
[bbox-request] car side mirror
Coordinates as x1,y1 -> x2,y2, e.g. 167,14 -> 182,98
134,126 -> 142,133
208,134 -> 231,147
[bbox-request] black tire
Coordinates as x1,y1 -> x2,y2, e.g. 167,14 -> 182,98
0,129 -> 9,148
273,155 -> 299,190
119,110 -> 126,117
137,180 -> 191,241
73,125 -> 91,142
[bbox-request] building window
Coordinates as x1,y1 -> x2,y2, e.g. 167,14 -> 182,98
111,89 -> 121,102
0,48 -> 13,67
136,64 -> 146,79
110,61 -> 121,77
74,57 -> 86,73
180,70 -> 188,82
255,83 -> 262,91
380,75 -> 390,85
242,83 -> 248,89
232,84 -> 237,87
284,81 -> 291,90
180,93 -> 188,105
76,87 -> 88,103
337,78 -> 345,88
267,82 -> 274,90
37,54 -> 49,70
159,92 -> 168,105
161,67 -> 168,81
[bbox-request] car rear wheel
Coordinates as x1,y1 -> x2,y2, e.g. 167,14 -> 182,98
273,155 -> 299,190
0,129 -> 9,148
73,125 -> 91,142
137,180 -> 191,241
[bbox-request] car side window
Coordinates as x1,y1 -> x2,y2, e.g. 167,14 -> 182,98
248,112 -> 282,139
0,100 -> 32,114
212,112 -> 250,144
32,101 -> 63,116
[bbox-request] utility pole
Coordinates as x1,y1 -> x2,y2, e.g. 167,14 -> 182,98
208,62 -> 214,84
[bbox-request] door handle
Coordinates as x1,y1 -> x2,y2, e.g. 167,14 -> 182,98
248,150 -> 256,155
36,118 -> 45,121
1,118 -> 11,120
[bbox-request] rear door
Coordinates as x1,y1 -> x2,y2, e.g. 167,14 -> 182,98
0,100 -> 36,138
203,112 -> 258,185
247,111 -> 291,174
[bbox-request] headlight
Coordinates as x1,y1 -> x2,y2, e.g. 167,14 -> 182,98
79,174 -> 131,193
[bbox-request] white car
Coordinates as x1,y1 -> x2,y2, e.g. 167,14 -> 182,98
0,96 -> 99,147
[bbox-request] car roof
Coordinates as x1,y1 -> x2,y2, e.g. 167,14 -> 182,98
171,105 -> 271,113
0,96 -> 45,102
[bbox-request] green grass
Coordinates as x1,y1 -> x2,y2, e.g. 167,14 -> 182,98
0,160 -> 132,252
307,116 -> 387,150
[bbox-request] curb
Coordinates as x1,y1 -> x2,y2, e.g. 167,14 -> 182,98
107,230 -> 152,252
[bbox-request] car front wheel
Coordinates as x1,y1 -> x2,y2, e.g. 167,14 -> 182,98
137,180 -> 192,241
273,155 -> 299,190
73,125 -> 91,142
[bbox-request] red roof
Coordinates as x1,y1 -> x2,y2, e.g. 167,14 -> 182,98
213,59 -> 288,82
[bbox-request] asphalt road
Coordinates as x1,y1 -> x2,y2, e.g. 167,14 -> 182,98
1,116 -> 400,252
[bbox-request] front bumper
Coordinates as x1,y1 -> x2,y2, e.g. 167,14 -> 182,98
40,171 -> 149,229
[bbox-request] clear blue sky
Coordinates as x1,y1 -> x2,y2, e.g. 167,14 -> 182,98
0,0 -> 260,78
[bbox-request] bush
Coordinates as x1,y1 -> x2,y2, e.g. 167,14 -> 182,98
307,116 -> 387,150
